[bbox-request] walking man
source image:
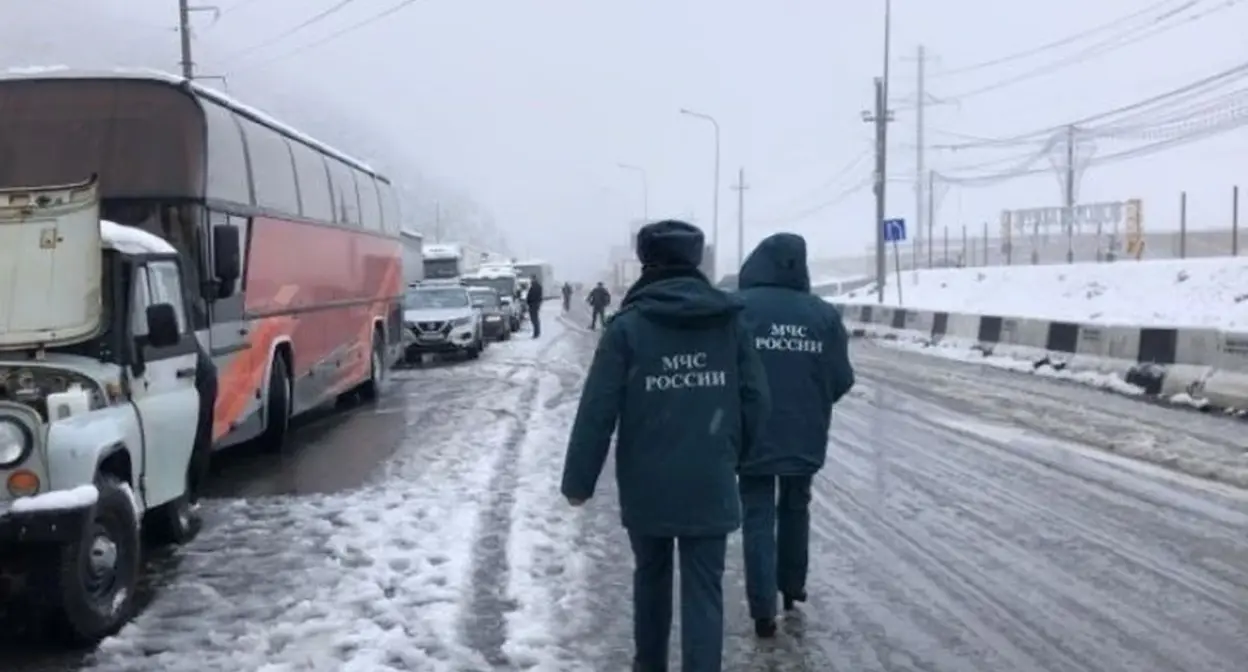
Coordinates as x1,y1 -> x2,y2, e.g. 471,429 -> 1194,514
561,282 -> 574,312
561,219 -> 770,671
734,233 -> 855,637
526,277 -> 544,338
586,281 -> 611,330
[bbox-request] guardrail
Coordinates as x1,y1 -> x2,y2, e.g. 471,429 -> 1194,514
827,301 -> 1248,415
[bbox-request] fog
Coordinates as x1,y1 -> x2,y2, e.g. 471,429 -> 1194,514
3,0 -> 1245,281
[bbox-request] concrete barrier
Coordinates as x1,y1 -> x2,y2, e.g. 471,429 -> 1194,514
831,301 -> 1248,414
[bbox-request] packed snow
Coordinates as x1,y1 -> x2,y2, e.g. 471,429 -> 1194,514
8,484 -> 98,513
832,257 -> 1248,329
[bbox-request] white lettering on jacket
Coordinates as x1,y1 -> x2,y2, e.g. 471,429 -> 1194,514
645,351 -> 727,391
755,323 -> 823,353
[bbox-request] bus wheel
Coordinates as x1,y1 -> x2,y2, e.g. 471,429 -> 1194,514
259,355 -> 292,453
360,329 -> 385,402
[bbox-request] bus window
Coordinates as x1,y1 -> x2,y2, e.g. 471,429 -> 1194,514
202,100 -> 251,205
378,181 -> 401,235
238,117 -> 300,214
357,173 -> 382,232
290,140 -> 334,223
326,158 -> 361,227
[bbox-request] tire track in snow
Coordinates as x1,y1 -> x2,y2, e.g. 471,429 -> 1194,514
459,329 -> 572,666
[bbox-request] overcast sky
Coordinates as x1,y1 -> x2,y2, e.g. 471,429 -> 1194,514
3,0 -> 1245,280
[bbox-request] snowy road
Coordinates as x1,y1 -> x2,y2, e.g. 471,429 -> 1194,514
7,311 -> 1248,671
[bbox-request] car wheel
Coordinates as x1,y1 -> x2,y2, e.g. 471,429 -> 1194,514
49,474 -> 141,645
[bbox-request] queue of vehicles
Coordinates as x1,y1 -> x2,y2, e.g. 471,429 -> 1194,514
0,67 -> 556,645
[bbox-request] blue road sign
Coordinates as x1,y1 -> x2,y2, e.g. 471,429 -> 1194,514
883,218 -> 906,242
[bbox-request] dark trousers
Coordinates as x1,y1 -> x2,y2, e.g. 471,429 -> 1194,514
191,350 -> 218,502
528,303 -> 541,337
738,474 -> 813,619
562,295 -> 571,311
629,532 -> 727,672
590,307 -> 606,329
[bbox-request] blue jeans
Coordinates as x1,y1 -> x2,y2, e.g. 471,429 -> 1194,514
629,532 -> 727,672
738,474 -> 813,619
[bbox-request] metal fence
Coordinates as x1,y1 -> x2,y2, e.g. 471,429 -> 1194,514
812,186 -> 1243,277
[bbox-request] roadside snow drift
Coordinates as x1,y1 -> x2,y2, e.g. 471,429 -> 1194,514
832,257 -> 1248,329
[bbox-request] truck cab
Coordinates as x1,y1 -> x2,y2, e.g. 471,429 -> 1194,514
0,177 -> 240,643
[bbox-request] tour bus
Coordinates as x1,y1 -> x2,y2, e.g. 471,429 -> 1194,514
0,68 -> 404,452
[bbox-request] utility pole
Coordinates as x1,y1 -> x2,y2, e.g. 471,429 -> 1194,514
1063,124 -> 1077,262
731,167 -> 749,271
178,1 -> 221,80
913,45 -> 927,271
434,201 -> 443,242
863,77 -> 894,303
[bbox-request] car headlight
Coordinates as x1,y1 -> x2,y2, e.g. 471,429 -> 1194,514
0,418 -> 32,468
452,316 -> 473,326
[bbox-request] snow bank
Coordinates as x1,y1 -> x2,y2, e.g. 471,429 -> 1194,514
9,484 -> 98,513
832,258 -> 1248,329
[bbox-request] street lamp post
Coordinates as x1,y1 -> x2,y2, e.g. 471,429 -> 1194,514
679,108 -> 720,277
616,162 -> 649,221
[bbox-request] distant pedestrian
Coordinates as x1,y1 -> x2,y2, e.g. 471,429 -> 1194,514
526,278 -> 544,338
561,282 -> 574,312
586,281 -> 611,330
561,219 -> 770,671
734,233 -> 854,638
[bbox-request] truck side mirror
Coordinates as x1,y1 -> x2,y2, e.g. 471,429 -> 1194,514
212,224 -> 241,292
145,304 -> 181,348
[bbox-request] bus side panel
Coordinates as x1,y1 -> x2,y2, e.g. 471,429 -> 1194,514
243,216 -> 401,415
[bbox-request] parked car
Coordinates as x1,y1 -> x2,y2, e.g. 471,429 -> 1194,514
468,287 -> 511,342
499,294 -> 523,332
402,283 -> 484,361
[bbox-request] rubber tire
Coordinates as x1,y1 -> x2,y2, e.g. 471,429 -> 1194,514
359,329 -> 385,402
259,355 -> 292,453
49,474 -> 141,645
467,338 -> 482,360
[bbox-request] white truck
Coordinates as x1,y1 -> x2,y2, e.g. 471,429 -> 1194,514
514,260 -> 556,299
0,177 -> 235,643
400,228 -> 424,287
422,242 -> 481,280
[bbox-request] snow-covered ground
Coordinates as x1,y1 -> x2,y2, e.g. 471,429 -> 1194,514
832,257 -> 1248,329
85,321 -> 588,672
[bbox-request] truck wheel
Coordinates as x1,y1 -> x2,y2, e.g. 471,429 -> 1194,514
359,329 -> 385,402
50,474 -> 141,644
259,355 -> 292,453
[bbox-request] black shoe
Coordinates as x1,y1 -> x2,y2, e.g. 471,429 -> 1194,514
782,590 -> 807,611
754,617 -> 777,638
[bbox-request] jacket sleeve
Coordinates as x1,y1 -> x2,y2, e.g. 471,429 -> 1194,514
561,320 -> 629,501
825,304 -> 855,403
735,317 -> 771,462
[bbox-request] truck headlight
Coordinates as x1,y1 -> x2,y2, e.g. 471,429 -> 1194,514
0,418 -> 31,468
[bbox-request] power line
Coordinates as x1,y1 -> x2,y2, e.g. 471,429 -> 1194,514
228,0 -> 425,74
222,0 -> 364,65
939,0 -> 1242,104
934,57 -> 1248,150
929,0 -> 1186,78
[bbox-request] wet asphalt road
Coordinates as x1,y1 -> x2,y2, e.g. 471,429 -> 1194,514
6,309 -> 1248,671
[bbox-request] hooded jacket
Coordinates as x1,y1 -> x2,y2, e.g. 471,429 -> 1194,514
735,233 -> 854,476
561,220 -> 770,536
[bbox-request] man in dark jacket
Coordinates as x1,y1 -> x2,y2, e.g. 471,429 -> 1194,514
735,233 -> 854,637
561,282 -> 574,312
526,279 -> 544,338
561,219 -> 770,672
586,281 -> 611,330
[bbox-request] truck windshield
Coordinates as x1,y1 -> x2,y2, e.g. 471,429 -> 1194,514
405,289 -> 469,309
423,258 -> 460,279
